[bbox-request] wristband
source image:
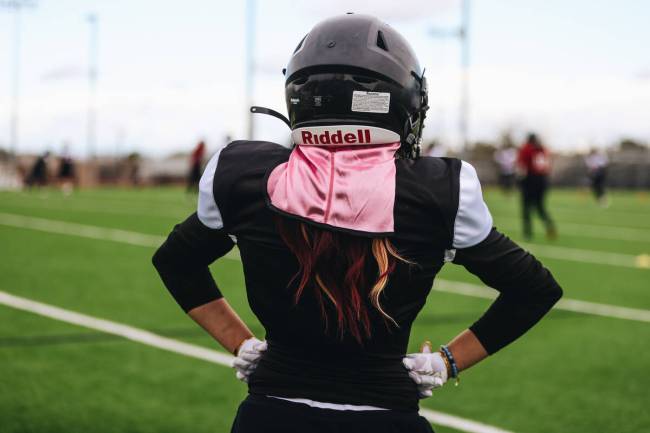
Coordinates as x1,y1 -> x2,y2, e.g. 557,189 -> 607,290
440,344 -> 460,386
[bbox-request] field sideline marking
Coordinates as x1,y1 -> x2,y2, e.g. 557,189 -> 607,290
486,204 -> 650,224
2,211 -> 647,270
1,198 -> 189,219
433,281 -> 650,323
5,192 -> 650,242
2,211 -> 650,323
0,212 -> 164,247
493,217 -> 650,243
519,242 -> 646,269
0,290 -> 515,433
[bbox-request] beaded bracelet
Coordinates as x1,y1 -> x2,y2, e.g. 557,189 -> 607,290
440,345 -> 460,386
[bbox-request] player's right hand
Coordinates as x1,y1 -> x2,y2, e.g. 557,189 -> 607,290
403,342 -> 448,398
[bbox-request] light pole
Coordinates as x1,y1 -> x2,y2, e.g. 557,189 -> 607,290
1,0 -> 36,158
245,0 -> 256,140
430,0 -> 471,150
86,13 -> 99,159
459,0 -> 470,151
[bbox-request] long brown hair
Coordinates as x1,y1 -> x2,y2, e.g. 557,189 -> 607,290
276,217 -> 407,343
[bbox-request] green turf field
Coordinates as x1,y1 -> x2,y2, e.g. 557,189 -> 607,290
1,187 -> 649,433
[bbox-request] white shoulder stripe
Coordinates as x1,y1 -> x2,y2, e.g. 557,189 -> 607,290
453,161 -> 493,249
197,144 -> 229,229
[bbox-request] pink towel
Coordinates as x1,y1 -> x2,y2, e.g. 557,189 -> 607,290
267,125 -> 401,234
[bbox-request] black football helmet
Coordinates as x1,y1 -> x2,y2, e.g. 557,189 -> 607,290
253,13 -> 428,159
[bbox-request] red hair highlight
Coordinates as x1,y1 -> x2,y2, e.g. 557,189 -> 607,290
276,217 -> 405,343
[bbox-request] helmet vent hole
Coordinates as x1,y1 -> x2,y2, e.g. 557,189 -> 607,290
376,30 -> 388,51
293,34 -> 307,54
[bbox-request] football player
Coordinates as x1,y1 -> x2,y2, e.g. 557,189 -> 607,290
153,13 -> 562,432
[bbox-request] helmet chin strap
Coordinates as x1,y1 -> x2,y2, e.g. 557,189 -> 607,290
403,69 -> 429,159
404,122 -> 421,159
250,106 -> 291,129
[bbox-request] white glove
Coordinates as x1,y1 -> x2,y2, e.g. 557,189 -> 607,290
231,337 -> 267,383
402,345 -> 448,398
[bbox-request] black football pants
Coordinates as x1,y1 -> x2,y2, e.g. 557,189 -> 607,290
230,395 -> 435,433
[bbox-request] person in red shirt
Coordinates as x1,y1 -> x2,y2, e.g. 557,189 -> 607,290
517,133 -> 556,240
187,140 -> 206,192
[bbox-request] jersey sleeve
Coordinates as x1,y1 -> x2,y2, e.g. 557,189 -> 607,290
153,144 -> 236,312
452,229 -> 563,354
152,213 -> 234,312
452,161 -> 493,248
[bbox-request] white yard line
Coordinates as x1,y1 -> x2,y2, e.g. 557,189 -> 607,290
6,199 -> 650,243
488,205 -> 650,224
494,217 -> 650,243
519,242 -> 643,269
1,199 -> 189,219
1,212 -> 649,323
5,190 -> 650,241
419,410 -> 516,433
0,212 -> 164,247
434,280 -> 650,323
0,290 -> 515,433
2,212 -> 647,269
0,290 -> 233,365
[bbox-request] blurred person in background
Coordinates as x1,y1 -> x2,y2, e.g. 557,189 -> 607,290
518,133 -> 556,240
493,143 -> 517,194
127,153 -> 141,187
57,144 -> 76,196
187,140 -> 206,192
25,151 -> 50,189
584,148 -> 609,207
153,14 -> 562,433
423,140 -> 446,157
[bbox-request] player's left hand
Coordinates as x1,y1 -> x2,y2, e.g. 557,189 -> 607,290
403,343 -> 448,398
232,337 -> 267,383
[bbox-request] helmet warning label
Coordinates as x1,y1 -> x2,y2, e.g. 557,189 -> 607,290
351,91 -> 390,114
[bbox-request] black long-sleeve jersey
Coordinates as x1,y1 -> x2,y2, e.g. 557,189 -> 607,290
152,140 -> 562,411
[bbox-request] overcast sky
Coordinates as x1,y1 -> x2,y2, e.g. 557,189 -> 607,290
0,0 -> 649,157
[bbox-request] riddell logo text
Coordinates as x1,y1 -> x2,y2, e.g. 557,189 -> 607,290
301,129 -> 371,145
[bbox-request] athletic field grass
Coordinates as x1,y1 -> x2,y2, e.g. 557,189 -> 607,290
1,187 -> 648,433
